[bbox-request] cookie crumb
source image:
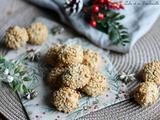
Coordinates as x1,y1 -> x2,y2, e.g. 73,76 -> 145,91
7,11 -> 11,15
108,87 -> 111,90
105,61 -> 107,63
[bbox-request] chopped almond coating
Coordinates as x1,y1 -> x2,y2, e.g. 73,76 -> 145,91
46,44 -> 62,67
48,67 -> 66,89
134,82 -> 159,106
58,43 -> 83,67
51,87 -> 81,113
82,72 -> 107,97
83,49 -> 101,72
4,26 -> 29,49
27,22 -> 48,45
62,63 -> 91,89
141,60 -> 160,85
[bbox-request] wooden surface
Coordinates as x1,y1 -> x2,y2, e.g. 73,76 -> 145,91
0,0 -> 27,20
0,1 -> 27,119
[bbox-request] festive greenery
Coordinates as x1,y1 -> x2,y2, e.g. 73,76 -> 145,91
0,54 -> 32,93
82,0 -> 130,46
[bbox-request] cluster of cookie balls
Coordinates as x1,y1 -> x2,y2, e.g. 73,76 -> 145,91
46,43 -> 107,113
4,22 -> 48,49
134,60 -> 160,106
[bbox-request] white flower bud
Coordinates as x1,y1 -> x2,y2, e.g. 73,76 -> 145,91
6,76 -> 14,82
3,69 -> 9,75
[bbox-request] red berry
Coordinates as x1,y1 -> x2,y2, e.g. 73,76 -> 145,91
98,13 -> 104,20
100,0 -> 105,4
90,20 -> 97,27
92,6 -> 99,12
107,7 -> 111,11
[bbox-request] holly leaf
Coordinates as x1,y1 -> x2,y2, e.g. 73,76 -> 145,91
22,85 -> 29,93
20,70 -> 29,76
23,77 -> 32,81
14,65 -> 22,74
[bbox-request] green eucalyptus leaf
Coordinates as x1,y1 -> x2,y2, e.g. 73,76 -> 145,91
20,70 -> 29,76
110,29 -> 118,41
22,85 -> 29,93
121,35 -> 130,39
19,85 -> 21,92
9,82 -> 13,89
14,65 -> 22,74
13,79 -> 18,87
13,83 -> 21,93
23,77 -> 32,81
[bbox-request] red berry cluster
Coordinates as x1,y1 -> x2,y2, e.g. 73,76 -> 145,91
90,5 -> 105,27
93,0 -> 124,11
87,0 -> 125,27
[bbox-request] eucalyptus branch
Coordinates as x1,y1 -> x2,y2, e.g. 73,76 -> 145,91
0,54 -> 32,94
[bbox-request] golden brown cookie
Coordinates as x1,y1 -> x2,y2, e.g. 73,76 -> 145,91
62,63 -> 90,89
83,49 -> 101,72
134,82 -> 159,106
141,60 -> 160,85
27,22 -> 48,45
4,26 -> 29,49
48,67 -> 66,89
82,72 -> 107,97
51,87 -> 81,113
46,44 -> 62,67
58,43 -> 83,67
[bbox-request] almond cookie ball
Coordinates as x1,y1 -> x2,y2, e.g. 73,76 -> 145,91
27,22 -> 48,45
48,67 -> 66,89
4,26 -> 29,49
82,72 -> 107,97
62,63 -> 90,89
134,82 -> 159,106
141,60 -> 160,85
58,43 -> 83,67
51,87 -> 81,113
46,44 -> 62,67
83,49 -> 101,72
